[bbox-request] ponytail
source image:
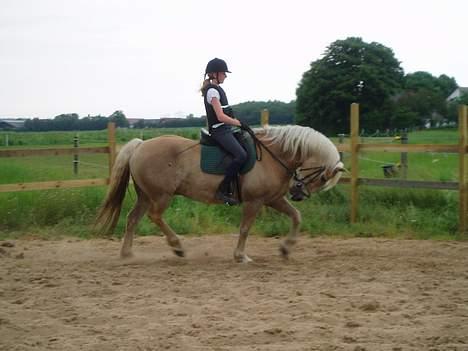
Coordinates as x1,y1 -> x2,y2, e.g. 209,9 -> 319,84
200,73 -> 216,95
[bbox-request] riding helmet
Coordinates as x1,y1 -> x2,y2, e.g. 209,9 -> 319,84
205,58 -> 231,74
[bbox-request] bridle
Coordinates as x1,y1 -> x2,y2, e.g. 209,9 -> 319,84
291,166 -> 327,199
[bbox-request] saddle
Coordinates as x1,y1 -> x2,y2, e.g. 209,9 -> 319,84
199,128 -> 257,175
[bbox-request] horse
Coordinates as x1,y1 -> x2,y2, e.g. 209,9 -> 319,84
95,125 -> 344,263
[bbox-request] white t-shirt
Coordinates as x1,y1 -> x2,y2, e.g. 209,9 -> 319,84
206,88 -> 221,105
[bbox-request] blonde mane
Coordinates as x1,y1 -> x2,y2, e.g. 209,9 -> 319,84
262,125 -> 339,166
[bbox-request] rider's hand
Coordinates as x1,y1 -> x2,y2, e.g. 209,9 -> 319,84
239,121 -> 252,132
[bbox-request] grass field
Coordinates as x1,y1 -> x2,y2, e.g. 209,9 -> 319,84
0,127 -> 462,240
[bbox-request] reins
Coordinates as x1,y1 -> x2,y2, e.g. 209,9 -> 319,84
242,127 -> 326,190
243,127 -> 294,176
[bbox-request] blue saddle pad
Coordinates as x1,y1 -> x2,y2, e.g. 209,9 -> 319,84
200,130 -> 257,175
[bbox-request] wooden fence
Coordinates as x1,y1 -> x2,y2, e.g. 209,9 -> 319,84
1,107 -> 467,235
0,123 -> 117,192
337,103 -> 468,235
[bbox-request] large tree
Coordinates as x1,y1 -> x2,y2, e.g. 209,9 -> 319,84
296,37 -> 404,134
396,71 -> 457,127
109,110 -> 129,128
404,72 -> 457,98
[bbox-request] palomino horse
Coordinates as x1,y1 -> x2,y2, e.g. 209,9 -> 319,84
96,125 -> 344,262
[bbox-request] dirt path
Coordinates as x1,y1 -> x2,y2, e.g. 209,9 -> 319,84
1,234 -> 468,351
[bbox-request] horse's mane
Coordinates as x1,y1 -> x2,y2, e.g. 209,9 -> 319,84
261,125 -> 339,166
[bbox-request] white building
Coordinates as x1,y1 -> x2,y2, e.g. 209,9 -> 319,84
447,87 -> 468,101
0,119 -> 26,129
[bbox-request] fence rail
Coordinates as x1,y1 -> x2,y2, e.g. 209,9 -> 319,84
0,146 -> 109,158
0,122 -> 117,193
0,178 -> 109,193
340,103 -> 468,235
1,107 -> 467,235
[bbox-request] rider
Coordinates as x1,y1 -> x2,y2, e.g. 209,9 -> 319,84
201,58 -> 247,205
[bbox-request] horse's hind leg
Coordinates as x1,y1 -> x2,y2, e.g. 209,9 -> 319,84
147,195 -> 185,257
121,187 -> 150,258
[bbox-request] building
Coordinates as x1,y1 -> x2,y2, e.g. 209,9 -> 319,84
447,87 -> 468,101
126,118 -> 162,128
0,119 -> 26,130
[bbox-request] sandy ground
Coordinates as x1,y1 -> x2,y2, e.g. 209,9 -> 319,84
1,234 -> 468,351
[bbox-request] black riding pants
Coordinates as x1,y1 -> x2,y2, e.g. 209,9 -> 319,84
210,125 -> 248,178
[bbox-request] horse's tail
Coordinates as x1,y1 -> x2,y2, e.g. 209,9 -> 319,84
95,138 -> 143,234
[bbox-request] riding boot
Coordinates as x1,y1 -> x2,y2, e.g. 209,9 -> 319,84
215,176 -> 239,206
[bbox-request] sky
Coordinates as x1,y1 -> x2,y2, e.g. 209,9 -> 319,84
1,0 -> 467,119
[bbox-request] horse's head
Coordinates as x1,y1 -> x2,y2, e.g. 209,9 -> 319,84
289,160 -> 345,201
261,125 -> 346,201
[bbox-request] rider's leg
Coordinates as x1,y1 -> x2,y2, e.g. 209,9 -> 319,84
211,127 -> 247,204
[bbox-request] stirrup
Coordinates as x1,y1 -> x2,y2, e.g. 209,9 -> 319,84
215,190 -> 239,206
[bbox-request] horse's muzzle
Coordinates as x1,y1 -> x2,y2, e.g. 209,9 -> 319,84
290,193 -> 305,201
289,183 -> 307,201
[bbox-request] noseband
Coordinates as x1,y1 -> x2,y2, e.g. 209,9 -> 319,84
291,166 -> 326,199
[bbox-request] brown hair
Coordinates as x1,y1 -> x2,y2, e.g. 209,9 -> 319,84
200,73 -> 216,95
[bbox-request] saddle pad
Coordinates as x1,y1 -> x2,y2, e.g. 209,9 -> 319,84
200,132 -> 257,175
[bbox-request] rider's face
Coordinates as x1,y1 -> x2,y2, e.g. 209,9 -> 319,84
217,72 -> 227,84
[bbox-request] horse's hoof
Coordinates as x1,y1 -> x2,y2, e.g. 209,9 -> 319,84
234,254 -> 253,263
120,251 -> 134,259
279,245 -> 289,259
173,249 -> 185,257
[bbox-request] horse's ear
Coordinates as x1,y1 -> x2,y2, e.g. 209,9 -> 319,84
325,163 -> 346,179
335,167 -> 347,174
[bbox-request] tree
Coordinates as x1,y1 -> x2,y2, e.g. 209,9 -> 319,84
397,72 -> 457,126
435,74 -> 458,98
53,113 -> 79,130
109,110 -> 129,128
232,100 -> 295,125
296,37 -> 404,134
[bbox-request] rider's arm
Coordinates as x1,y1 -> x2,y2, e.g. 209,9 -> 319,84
211,98 -> 241,127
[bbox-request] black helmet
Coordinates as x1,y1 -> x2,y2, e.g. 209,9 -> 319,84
205,58 -> 231,74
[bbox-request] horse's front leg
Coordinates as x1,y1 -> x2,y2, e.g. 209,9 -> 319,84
234,200 -> 263,263
266,196 -> 302,259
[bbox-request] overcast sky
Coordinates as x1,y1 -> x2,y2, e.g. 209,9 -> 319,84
1,0 -> 467,119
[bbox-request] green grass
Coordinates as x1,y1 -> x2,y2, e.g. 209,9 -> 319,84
0,185 -> 459,241
0,127 -> 462,240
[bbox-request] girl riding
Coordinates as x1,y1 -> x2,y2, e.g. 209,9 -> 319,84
201,58 -> 247,205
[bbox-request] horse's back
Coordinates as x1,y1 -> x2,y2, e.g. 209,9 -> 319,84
134,135 -> 194,160
130,135 -> 198,182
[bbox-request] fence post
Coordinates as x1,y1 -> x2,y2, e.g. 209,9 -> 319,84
73,133 -> 79,176
350,103 -> 360,223
108,122 -> 117,176
338,133 -> 345,161
261,109 -> 269,127
400,130 -> 408,179
5,134 -> 9,147
459,105 -> 468,236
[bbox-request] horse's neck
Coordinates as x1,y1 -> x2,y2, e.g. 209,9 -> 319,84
258,135 -> 300,171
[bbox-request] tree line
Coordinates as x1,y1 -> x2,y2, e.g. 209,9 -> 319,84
295,37 -> 466,134
13,101 -> 294,132
22,111 -> 129,131
6,37 -> 468,133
